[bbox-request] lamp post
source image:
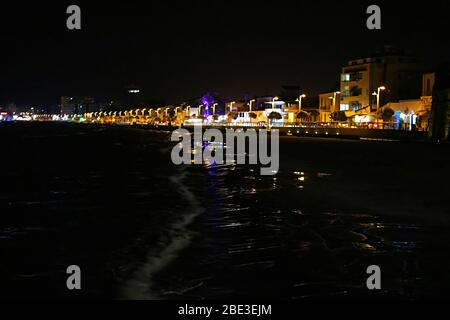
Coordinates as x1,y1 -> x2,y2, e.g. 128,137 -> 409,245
296,94 -> 306,112
372,86 -> 386,112
228,101 -> 236,113
272,97 -> 279,110
329,91 -> 341,112
249,99 -> 256,112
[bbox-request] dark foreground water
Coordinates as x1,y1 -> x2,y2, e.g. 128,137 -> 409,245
1,122 -> 450,300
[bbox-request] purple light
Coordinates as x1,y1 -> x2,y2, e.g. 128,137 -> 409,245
201,93 -> 215,116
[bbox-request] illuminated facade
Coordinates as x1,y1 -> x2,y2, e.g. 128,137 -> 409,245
319,92 -> 340,123
340,49 -> 422,112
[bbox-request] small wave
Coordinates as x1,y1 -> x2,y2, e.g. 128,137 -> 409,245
118,168 -> 205,300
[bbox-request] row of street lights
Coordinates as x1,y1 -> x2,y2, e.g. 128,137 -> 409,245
85,87 -> 385,121
87,92 -> 312,121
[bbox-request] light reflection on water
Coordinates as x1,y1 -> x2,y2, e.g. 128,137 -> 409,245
157,163 -> 450,300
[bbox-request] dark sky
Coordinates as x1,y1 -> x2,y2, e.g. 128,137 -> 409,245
1,0 -> 449,107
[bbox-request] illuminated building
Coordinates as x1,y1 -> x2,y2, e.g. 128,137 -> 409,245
339,48 -> 422,113
319,92 -> 340,123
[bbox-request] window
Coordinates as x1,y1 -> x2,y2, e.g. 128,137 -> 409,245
340,104 -> 349,111
350,86 -> 362,96
342,86 -> 350,97
351,102 -> 362,111
341,74 -> 350,82
349,72 -> 363,82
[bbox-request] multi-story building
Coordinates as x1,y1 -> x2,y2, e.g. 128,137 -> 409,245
61,96 -> 99,115
339,49 -> 422,112
61,96 -> 76,115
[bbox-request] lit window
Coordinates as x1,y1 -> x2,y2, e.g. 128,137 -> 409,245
340,104 -> 349,111
341,74 -> 350,82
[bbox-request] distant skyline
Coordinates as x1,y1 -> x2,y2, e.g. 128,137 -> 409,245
1,1 -> 449,107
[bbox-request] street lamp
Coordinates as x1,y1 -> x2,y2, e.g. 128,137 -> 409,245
249,99 -> 256,112
372,86 -> 386,111
228,101 -> 236,113
296,94 -> 306,112
272,97 -> 279,110
329,91 -> 341,112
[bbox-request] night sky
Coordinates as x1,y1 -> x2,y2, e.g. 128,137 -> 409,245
1,0 -> 449,107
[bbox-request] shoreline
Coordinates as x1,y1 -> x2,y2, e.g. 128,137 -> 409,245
5,120 -> 434,143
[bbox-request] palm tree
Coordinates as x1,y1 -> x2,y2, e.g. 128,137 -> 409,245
309,110 -> 320,122
297,110 -> 309,122
268,111 -> 282,127
227,111 -> 238,122
330,111 -> 347,122
381,107 -> 395,121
